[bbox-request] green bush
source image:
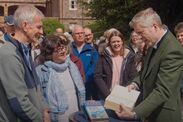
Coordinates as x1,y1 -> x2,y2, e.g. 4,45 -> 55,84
42,18 -> 64,36
85,21 -> 107,39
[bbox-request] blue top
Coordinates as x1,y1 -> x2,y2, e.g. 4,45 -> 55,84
21,44 -> 32,70
36,57 -> 86,113
71,42 -> 99,82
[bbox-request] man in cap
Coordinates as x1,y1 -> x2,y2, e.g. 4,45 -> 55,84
2,15 -> 15,42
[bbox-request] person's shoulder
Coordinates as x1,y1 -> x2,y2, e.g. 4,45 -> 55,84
83,43 -> 98,52
84,43 -> 93,48
36,64 -> 48,72
124,48 -> 135,57
0,41 -> 16,57
98,51 -> 111,64
70,53 -> 79,62
0,43 -> 23,68
164,31 -> 183,51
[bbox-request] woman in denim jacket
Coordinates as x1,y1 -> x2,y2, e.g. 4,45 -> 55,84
36,35 -> 85,122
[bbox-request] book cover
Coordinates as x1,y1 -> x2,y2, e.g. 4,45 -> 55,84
104,85 -> 140,112
84,101 -> 109,121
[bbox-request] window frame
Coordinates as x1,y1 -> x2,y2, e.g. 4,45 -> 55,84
69,0 -> 77,10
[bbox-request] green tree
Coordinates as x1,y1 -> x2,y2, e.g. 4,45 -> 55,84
79,0 -> 143,39
142,0 -> 183,33
80,0 -> 183,38
42,18 -> 64,36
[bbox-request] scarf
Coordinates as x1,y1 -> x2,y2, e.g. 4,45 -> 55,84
44,56 -> 85,113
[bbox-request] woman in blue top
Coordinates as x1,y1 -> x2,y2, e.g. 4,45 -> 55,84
36,35 -> 85,122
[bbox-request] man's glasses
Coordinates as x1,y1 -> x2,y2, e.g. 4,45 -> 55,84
85,33 -> 92,37
74,32 -> 85,35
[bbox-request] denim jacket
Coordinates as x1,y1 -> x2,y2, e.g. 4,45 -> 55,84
36,57 -> 85,113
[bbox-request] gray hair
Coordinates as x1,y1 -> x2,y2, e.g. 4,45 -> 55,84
13,5 -> 44,28
84,27 -> 92,32
129,8 -> 162,28
72,24 -> 83,34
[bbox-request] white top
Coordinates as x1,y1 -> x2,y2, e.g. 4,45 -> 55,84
57,68 -> 79,122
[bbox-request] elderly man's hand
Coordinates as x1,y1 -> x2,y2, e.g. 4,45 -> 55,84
127,82 -> 138,92
115,104 -> 136,120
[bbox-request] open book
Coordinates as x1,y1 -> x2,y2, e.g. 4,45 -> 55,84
104,85 -> 140,112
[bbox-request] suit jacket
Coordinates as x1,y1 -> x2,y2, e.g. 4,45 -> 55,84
133,30 -> 183,122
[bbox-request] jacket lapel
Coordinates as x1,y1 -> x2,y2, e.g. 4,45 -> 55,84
141,48 -> 153,79
144,47 -> 162,78
143,33 -> 169,79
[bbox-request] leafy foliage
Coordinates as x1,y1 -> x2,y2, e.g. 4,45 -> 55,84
79,0 -> 183,38
79,0 -> 143,39
142,0 -> 183,33
42,18 -> 64,36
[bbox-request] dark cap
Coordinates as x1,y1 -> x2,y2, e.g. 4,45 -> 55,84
4,15 -> 14,26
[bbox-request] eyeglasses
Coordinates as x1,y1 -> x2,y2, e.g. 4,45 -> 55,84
74,32 -> 84,35
54,45 -> 67,53
85,33 -> 92,37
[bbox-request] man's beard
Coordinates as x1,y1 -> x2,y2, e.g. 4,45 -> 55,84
27,33 -> 40,45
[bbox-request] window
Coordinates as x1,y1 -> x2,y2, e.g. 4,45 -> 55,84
69,0 -> 77,10
0,6 -> 4,16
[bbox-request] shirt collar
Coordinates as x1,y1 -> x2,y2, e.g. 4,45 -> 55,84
21,43 -> 31,55
153,29 -> 167,49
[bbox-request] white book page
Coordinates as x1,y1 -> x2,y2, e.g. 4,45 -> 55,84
107,85 -> 140,108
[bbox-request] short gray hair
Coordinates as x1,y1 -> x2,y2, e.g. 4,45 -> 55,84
129,8 -> 162,28
72,24 -> 83,34
13,5 -> 44,28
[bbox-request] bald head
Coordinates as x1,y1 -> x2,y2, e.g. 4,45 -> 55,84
55,28 -> 63,34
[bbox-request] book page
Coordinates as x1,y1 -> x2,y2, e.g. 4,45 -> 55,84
106,85 -> 140,108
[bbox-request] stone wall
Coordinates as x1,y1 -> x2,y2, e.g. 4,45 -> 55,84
0,0 -> 94,27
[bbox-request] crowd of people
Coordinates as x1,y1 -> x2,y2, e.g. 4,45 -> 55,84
0,5 -> 182,122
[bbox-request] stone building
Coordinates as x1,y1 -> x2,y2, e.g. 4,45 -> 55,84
0,0 -> 94,29
47,0 -> 94,30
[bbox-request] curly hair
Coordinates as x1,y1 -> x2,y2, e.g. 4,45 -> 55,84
40,35 -> 70,62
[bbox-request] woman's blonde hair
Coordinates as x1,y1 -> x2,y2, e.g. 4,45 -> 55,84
108,29 -> 125,56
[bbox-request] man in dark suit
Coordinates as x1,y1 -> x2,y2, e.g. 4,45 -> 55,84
116,8 -> 183,122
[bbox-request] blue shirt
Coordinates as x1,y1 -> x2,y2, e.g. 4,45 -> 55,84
21,44 -> 32,70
